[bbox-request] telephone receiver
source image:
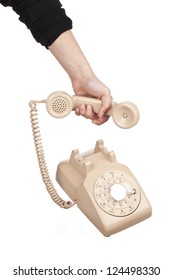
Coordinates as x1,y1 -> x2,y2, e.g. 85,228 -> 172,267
46,91 -> 140,128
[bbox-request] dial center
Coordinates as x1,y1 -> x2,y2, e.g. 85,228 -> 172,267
110,183 -> 127,201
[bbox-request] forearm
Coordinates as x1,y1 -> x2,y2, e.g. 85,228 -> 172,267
49,30 -> 94,82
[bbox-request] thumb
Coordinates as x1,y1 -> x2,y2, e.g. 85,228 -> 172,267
98,95 -> 112,118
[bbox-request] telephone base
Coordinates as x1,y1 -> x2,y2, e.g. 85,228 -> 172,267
56,140 -> 152,236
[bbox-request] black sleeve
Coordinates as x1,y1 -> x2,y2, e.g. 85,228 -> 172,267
0,0 -> 72,48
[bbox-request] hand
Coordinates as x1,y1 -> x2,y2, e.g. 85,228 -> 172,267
72,75 -> 112,125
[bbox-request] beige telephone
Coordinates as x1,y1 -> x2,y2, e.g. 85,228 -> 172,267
29,91 -> 151,236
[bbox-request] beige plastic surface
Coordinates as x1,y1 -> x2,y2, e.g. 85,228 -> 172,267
29,99 -> 75,209
56,140 -> 152,236
46,91 -> 140,129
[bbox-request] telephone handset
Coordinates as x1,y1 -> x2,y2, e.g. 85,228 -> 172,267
46,91 -> 140,129
29,91 -> 151,236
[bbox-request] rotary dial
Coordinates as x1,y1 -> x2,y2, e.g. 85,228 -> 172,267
94,171 -> 141,217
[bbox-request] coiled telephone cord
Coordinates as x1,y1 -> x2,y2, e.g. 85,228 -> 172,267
29,100 -> 76,209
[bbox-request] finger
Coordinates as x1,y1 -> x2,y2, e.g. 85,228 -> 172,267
75,107 -> 80,116
92,115 -> 109,125
85,104 -> 95,119
98,94 -> 113,118
79,103 -> 86,115
75,104 -> 86,116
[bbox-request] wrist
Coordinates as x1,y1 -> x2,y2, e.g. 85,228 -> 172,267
69,62 -> 94,85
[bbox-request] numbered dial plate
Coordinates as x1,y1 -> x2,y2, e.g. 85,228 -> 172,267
94,171 -> 141,217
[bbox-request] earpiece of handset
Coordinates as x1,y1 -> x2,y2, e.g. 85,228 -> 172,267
46,91 -> 140,128
111,102 -> 140,129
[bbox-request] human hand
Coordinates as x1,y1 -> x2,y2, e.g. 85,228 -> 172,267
72,75 -> 112,125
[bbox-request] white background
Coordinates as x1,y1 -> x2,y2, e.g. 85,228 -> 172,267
0,0 -> 173,279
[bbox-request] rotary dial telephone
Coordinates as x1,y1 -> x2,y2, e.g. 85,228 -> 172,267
29,91 -> 151,236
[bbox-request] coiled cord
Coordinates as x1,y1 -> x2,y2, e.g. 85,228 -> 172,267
29,100 -> 76,209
